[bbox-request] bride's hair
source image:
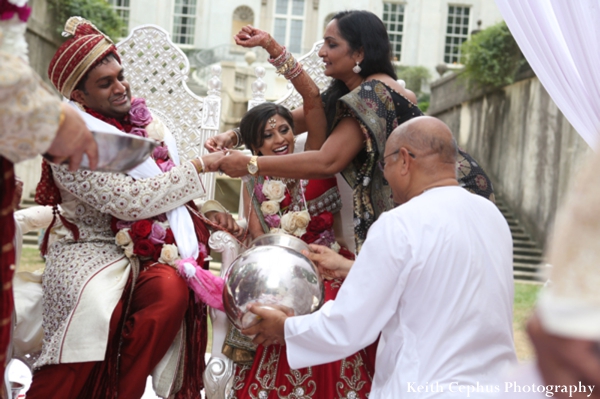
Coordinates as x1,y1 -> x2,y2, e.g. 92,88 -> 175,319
239,102 -> 295,153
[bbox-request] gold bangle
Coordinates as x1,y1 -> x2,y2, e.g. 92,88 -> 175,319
192,158 -> 204,174
58,106 -> 66,128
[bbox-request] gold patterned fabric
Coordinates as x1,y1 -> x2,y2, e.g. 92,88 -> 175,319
0,51 -> 61,164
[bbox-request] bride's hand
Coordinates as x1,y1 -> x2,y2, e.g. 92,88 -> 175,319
204,131 -> 237,152
234,25 -> 271,49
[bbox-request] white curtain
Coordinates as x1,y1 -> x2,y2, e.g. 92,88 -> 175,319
495,0 -> 600,150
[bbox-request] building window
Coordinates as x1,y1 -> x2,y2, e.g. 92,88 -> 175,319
273,0 -> 305,54
173,0 -> 197,46
107,0 -> 130,37
444,5 -> 471,64
382,3 -> 405,62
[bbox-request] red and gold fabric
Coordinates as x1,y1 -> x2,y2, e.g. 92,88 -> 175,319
227,177 -> 374,399
47,17 -> 119,99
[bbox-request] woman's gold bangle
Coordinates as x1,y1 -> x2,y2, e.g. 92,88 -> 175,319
58,105 -> 66,128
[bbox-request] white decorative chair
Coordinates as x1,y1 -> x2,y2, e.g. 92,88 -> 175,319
116,24 -> 222,200
202,41 -> 333,399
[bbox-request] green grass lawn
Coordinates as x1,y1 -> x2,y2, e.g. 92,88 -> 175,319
18,246 -> 540,360
513,282 -> 542,361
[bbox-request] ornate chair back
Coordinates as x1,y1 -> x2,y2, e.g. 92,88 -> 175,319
116,24 -> 222,200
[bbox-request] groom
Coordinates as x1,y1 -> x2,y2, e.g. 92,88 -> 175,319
24,17 -> 240,399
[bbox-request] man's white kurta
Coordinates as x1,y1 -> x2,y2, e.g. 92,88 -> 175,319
285,186 -> 517,398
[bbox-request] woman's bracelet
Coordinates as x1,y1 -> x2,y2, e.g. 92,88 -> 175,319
58,105 -> 66,128
232,127 -> 242,148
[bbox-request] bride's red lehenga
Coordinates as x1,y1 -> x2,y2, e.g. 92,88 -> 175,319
229,176 -> 375,399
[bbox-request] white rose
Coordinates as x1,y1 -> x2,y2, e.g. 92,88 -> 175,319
280,210 -> 311,236
115,229 -> 132,246
123,243 -> 134,258
262,180 -> 286,202
146,119 -> 166,142
260,200 -> 280,216
159,244 -> 180,265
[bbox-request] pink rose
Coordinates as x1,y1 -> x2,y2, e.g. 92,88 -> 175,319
264,214 -> 280,228
116,220 -> 134,230
158,159 -> 176,172
129,98 -> 153,126
148,222 -> 166,245
153,145 -> 169,160
130,127 -> 148,138
254,183 -> 267,203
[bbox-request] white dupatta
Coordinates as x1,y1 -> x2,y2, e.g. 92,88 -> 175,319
71,102 -> 200,260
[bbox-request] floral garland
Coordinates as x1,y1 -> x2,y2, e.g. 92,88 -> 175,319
107,98 -> 209,268
254,178 -> 341,252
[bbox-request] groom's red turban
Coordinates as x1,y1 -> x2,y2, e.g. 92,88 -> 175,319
48,16 -> 120,99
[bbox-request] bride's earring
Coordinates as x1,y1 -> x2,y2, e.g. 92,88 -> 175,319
353,61 -> 362,74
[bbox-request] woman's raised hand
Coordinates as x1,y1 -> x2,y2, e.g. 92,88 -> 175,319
234,25 -> 272,50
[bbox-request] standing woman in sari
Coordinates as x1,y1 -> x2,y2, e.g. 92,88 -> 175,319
207,10 -> 494,252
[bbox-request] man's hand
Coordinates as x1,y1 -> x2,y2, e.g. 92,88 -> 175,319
304,244 -> 354,279
528,314 -> 600,398
204,132 -> 236,153
206,210 -> 244,239
241,304 -> 292,347
45,103 -> 98,171
208,150 -> 251,178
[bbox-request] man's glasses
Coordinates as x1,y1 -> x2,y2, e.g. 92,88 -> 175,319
377,148 -> 415,171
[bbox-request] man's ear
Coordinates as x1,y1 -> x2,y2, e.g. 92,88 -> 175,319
399,147 -> 412,175
70,89 -> 86,106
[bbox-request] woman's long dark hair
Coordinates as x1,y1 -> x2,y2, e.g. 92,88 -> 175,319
322,10 -> 397,131
239,102 -> 295,154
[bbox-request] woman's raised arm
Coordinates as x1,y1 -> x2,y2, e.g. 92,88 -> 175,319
234,25 -> 327,151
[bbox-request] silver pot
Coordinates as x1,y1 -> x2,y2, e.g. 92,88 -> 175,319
222,234 -> 323,330
79,130 -> 158,172
45,130 -> 158,172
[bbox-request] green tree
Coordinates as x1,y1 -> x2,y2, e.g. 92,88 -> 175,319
460,21 -> 525,90
50,0 -> 124,41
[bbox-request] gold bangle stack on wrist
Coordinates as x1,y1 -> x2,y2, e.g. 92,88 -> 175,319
268,47 -> 304,81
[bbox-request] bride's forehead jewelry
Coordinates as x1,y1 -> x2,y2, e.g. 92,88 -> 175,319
268,117 -> 277,129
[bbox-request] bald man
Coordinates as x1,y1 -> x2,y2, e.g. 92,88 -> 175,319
243,117 -> 517,398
